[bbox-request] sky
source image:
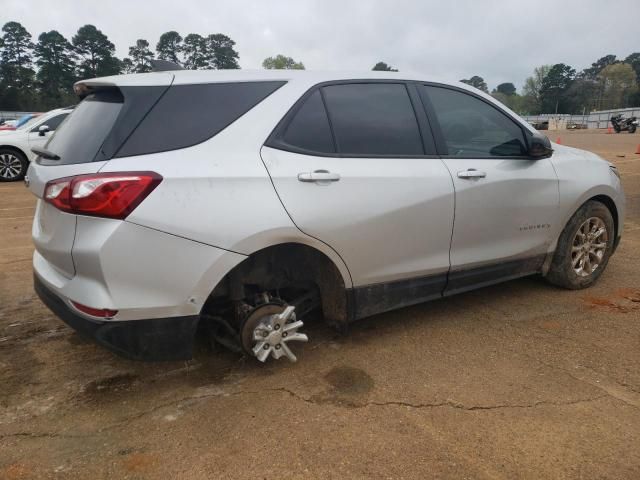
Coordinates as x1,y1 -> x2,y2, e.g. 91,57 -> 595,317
3,0 -> 639,91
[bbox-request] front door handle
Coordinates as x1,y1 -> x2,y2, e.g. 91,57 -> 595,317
298,170 -> 341,183
457,169 -> 486,179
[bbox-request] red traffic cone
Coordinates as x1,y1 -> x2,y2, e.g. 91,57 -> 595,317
635,144 -> 640,154
556,137 -> 562,144
607,127 -> 613,134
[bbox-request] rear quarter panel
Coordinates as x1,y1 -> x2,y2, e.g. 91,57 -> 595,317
102,79 -> 353,288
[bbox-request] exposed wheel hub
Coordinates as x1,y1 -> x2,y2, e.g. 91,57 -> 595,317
241,304 -> 308,362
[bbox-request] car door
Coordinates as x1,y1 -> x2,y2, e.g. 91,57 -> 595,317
27,113 -> 69,157
261,81 -> 455,318
419,84 -> 560,295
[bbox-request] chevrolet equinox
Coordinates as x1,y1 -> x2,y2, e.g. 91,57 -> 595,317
27,70 -> 625,362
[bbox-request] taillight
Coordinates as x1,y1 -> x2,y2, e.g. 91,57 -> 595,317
44,172 -> 162,220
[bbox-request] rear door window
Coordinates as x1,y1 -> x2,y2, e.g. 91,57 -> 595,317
281,90 -> 335,154
422,85 -> 527,157
321,83 -> 423,156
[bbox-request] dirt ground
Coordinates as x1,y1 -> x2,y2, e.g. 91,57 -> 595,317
1,130 -> 639,479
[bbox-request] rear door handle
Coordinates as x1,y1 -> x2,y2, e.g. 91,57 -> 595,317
457,169 -> 486,179
297,170 -> 341,183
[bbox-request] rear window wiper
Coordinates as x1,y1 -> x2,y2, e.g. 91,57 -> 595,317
31,147 -> 61,161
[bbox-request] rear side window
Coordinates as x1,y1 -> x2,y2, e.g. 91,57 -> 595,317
42,90 -> 123,165
282,90 -> 335,153
422,85 -> 527,157
116,81 -> 285,158
322,83 -> 423,156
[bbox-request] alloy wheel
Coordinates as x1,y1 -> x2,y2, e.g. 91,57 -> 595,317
0,153 -> 23,180
571,217 -> 608,277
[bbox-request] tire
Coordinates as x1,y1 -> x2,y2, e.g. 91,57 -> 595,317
614,126 -> 621,133
545,200 -> 615,290
629,124 -> 637,134
0,148 -> 28,182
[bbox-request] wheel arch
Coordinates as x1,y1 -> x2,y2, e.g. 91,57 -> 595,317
546,188 -> 621,262
201,242 -> 351,326
0,144 -> 28,159
589,194 -> 619,240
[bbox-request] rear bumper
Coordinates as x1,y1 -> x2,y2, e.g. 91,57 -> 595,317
34,274 -> 198,361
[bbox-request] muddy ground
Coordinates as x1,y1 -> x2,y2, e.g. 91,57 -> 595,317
1,130 -> 639,479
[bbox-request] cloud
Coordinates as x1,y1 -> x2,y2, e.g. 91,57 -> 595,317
3,0 -> 639,90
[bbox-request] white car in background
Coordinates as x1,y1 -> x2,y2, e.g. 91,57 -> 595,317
0,107 -> 73,181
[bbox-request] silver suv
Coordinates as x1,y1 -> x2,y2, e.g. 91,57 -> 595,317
27,70 -> 624,362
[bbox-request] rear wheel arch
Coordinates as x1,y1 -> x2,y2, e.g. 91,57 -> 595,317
201,242 -> 349,326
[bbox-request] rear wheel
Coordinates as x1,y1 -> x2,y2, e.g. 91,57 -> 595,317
546,201 -> 614,289
0,149 -> 28,182
629,124 -> 637,134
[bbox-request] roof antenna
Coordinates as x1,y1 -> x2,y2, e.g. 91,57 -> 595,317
149,59 -> 184,72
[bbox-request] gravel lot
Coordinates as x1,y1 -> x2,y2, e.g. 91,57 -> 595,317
1,130 -> 639,479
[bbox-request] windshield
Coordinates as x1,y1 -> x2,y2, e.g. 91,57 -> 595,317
16,114 -> 38,130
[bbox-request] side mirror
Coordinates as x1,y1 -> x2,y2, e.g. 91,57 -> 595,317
528,133 -> 553,159
38,125 -> 50,137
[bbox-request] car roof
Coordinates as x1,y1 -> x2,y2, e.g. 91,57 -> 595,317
77,69 -> 461,88
74,70 -> 535,135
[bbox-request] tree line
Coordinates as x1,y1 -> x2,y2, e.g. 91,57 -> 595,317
461,53 -> 640,115
0,21 -> 241,111
1,20 -> 639,115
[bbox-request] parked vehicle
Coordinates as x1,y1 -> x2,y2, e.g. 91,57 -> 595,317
0,119 -> 17,130
27,70 -> 624,363
531,120 -> 549,131
0,108 -> 72,181
610,113 -> 638,133
0,113 -> 42,131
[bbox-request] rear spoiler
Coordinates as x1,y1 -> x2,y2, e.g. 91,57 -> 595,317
73,71 -> 175,99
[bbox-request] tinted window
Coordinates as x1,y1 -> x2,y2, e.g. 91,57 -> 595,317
37,113 -> 69,132
42,90 -> 123,165
423,86 -> 527,157
116,81 -> 285,157
322,83 -> 423,156
282,90 -> 334,153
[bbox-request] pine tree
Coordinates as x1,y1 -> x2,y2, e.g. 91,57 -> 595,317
35,30 -> 76,108
72,25 -> 120,78
128,39 -> 153,73
182,34 -> 208,70
207,34 -> 239,69
0,21 -> 35,109
156,31 -> 183,65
